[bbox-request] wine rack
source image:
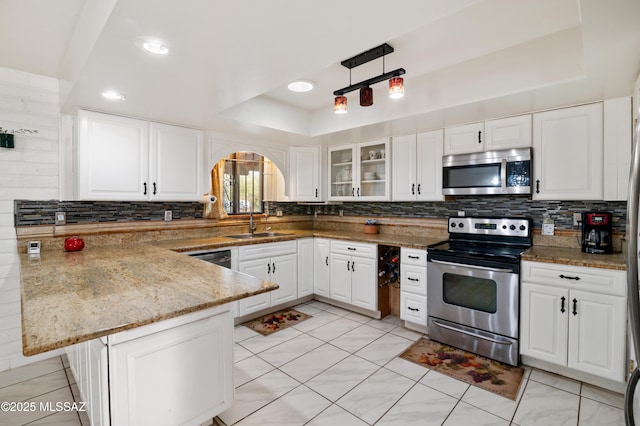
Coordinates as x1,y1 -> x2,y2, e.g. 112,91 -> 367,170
377,245 -> 400,317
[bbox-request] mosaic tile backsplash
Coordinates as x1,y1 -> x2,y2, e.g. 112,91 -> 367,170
15,197 -> 627,232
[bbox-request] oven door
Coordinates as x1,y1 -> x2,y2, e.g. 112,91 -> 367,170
427,257 -> 519,339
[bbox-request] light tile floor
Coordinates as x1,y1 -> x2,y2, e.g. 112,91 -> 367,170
0,300 -> 627,425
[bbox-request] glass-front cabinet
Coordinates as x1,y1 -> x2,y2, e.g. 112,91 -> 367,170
328,138 -> 390,201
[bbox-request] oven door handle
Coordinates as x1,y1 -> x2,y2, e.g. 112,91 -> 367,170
431,320 -> 513,345
429,259 -> 514,273
501,158 -> 507,192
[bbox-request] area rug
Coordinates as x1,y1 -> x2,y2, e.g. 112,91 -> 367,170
243,309 -> 311,336
399,337 -> 525,400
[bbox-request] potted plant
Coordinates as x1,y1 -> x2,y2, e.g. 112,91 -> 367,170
0,127 -> 38,149
364,219 -> 379,234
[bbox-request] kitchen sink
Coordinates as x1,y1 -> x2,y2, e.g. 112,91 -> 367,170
226,232 -> 292,239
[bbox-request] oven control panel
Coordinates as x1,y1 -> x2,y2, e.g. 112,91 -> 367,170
448,217 -> 530,237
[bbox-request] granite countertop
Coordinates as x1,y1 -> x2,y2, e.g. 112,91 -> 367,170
156,229 -> 443,252
20,245 -> 278,356
521,246 -> 626,270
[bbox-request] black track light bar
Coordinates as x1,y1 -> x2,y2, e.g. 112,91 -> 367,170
341,43 -> 394,69
333,68 -> 405,96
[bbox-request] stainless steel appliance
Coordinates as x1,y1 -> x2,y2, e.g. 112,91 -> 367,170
581,211 -> 613,254
427,216 -> 533,366
625,111 -> 640,424
186,249 -> 232,269
442,148 -> 532,196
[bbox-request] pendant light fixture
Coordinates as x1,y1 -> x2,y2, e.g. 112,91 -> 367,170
333,43 -> 405,113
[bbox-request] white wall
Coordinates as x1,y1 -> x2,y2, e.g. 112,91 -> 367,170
0,66 -> 62,371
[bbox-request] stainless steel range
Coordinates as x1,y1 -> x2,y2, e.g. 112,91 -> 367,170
427,216 -> 533,366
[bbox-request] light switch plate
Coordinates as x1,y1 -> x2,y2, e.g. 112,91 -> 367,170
164,210 -> 172,221
542,223 -> 555,236
55,212 -> 66,225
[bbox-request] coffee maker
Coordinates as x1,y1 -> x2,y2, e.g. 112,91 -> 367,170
581,212 -> 613,254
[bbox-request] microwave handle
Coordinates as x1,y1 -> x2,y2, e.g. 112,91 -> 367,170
500,158 -> 507,192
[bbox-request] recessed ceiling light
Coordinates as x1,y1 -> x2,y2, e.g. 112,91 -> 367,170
142,41 -> 169,55
288,80 -> 315,93
102,90 -> 125,101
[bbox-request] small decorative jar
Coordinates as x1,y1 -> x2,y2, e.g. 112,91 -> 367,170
364,219 -> 379,234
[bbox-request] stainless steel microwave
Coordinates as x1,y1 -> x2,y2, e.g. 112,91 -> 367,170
442,148 -> 532,195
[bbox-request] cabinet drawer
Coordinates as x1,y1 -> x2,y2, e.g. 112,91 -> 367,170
521,261 -> 626,296
401,265 -> 427,295
330,240 -> 376,258
401,248 -> 427,266
400,292 -> 427,325
238,241 -> 296,260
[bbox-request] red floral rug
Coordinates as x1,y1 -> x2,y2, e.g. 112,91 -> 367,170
400,337 -> 525,400
243,309 -> 311,336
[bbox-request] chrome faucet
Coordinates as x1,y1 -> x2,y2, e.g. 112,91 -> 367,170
249,202 -> 256,235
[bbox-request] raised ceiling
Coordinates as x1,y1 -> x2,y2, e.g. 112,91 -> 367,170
0,0 -> 639,145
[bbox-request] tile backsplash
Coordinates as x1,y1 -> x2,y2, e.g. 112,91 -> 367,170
14,197 -> 627,232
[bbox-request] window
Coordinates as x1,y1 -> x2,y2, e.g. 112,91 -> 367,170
221,152 -> 264,215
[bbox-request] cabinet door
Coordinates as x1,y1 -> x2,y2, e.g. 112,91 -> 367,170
533,103 -> 603,200
357,138 -> 390,200
270,253 -> 298,306
297,239 -> 314,298
568,290 -> 626,381
391,134 -> 417,201
520,283 -> 568,366
109,310 -> 233,426
444,122 -> 484,155
484,115 -> 532,150
328,145 -> 356,200
87,339 -> 109,426
290,147 -> 321,201
314,238 -> 331,297
238,258 -> 271,315
350,256 -> 377,311
149,123 -> 204,201
329,253 -> 352,303
77,110 -> 149,201
416,130 -> 444,201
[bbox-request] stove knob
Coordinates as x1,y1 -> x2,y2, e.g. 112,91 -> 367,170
502,225 -> 507,229
458,223 -> 464,228
509,224 -> 516,230
519,225 -> 526,231
451,223 -> 456,228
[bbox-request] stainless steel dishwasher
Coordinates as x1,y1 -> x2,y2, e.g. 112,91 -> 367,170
186,249 -> 232,269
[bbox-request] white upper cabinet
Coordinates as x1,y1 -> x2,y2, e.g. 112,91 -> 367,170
78,110 -> 149,201
150,123 -> 204,201
603,96 -> 632,201
532,103 -> 603,200
444,122 -> 484,155
328,138 -> 390,201
77,110 -> 204,201
392,130 -> 444,201
289,146 -> 321,201
484,115 -> 532,150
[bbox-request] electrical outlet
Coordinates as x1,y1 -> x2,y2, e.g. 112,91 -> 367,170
542,221 -> 555,236
164,210 -> 172,221
276,209 -> 283,217
573,213 -> 581,226
55,212 -> 66,225
458,211 -> 465,217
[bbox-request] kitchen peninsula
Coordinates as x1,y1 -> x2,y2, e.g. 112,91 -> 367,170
20,244 -> 279,426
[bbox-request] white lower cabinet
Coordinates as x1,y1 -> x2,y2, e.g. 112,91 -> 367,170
237,241 -> 297,316
313,238 -> 331,297
520,261 -> 627,382
297,238 -> 314,298
67,306 -> 233,426
329,240 -> 377,311
399,248 -> 428,325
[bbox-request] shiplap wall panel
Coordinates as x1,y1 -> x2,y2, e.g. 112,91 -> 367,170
0,66 -> 63,371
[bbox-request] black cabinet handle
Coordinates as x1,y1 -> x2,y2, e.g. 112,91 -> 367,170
408,307 -> 419,312
347,260 -> 350,271
417,184 -> 421,195
559,274 -> 581,281
357,187 -> 360,197
347,247 -> 356,251
408,255 -> 420,259
536,179 -> 540,194
411,184 -> 415,195
408,277 -> 419,282
325,256 -> 328,266
267,263 -> 271,274
351,261 -> 355,272
143,182 -> 147,195
572,298 -> 578,316
272,263 -> 276,274
153,182 -> 157,195
352,187 -> 355,197
478,130 -> 482,144
560,296 -> 566,313
315,188 -> 318,198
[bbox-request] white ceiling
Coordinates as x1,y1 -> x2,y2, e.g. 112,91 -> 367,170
1,0 -> 639,146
